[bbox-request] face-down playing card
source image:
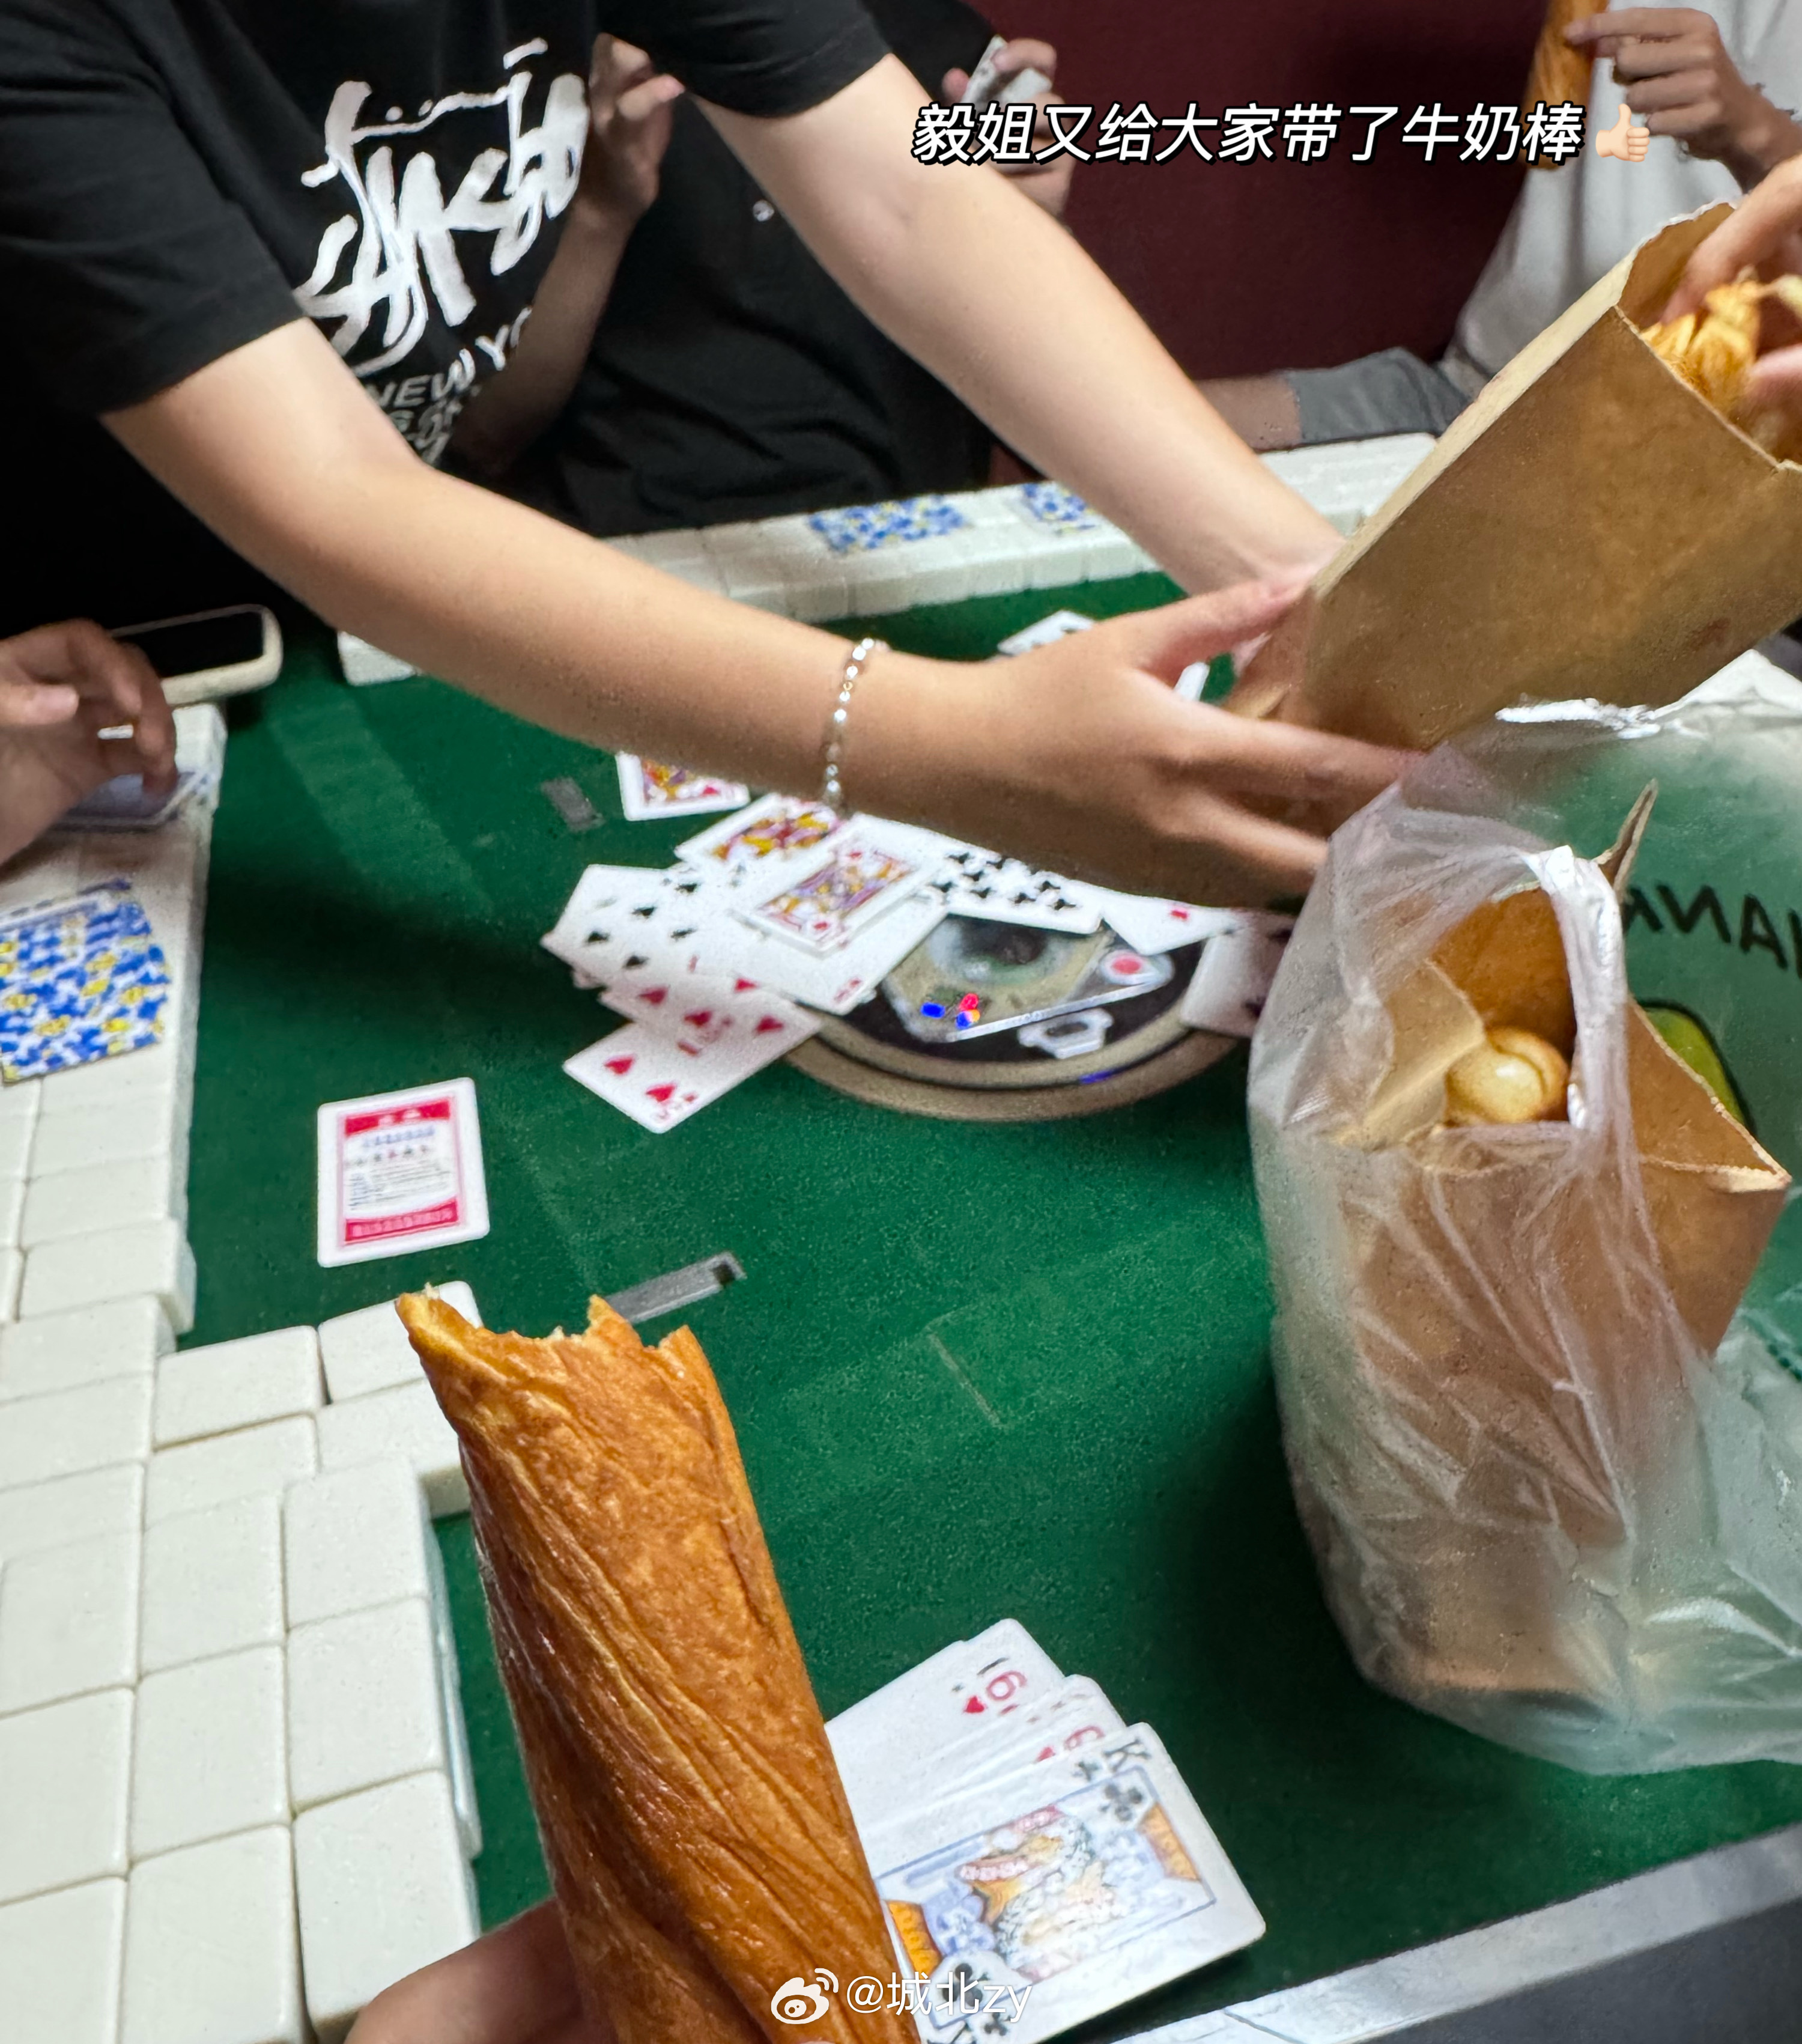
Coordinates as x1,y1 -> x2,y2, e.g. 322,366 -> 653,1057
0,881 -> 170,1083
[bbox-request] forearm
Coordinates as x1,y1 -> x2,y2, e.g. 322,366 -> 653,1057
108,325 -> 951,805
1723,96 -> 1802,192
452,202 -> 637,478
708,61 -> 1336,589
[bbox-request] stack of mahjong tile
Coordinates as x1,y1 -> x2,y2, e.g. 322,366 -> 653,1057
0,704 -> 225,1331
0,1283 -> 487,2044
542,790 -> 1233,1134
607,484 -> 1160,622
826,1620 -> 1264,2044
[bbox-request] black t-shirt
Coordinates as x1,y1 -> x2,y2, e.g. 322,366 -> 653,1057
0,0 -> 890,631
503,0 -> 993,537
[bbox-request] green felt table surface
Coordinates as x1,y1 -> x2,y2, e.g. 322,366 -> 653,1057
180,574 -> 1802,2034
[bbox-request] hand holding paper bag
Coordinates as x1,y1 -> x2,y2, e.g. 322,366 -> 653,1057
1231,210 -> 1802,752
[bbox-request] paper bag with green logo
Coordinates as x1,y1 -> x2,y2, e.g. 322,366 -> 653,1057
1234,206 -> 1802,750
1249,787 -> 1802,1772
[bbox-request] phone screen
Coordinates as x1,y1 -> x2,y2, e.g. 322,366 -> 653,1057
114,609 -> 265,680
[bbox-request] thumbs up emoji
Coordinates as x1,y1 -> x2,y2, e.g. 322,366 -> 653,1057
1595,103 -> 1651,161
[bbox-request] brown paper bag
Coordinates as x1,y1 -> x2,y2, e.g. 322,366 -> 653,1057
1331,810 -> 1788,1703
1234,208 -> 1802,751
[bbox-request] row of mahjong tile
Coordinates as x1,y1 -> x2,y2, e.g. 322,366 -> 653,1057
608,482 -> 1159,621
0,1291 -> 475,1508
5,1778 -> 470,2044
602,438 -> 1440,623
0,1293 -> 487,2044
0,716 -> 220,1315
0,1458 -> 476,1872
0,1489 -> 478,2044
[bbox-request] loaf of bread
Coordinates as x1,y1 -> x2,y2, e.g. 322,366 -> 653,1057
397,1292 -> 912,2044
1642,274 -> 1802,461
1443,1026 -> 1570,1126
1523,0 -> 1606,152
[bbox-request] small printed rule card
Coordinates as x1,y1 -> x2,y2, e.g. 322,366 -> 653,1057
316,1077 -> 490,1267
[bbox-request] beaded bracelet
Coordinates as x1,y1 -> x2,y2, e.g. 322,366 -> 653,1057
820,635 -> 886,810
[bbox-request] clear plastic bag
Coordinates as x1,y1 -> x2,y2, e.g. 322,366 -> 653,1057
1248,779 -> 1802,1772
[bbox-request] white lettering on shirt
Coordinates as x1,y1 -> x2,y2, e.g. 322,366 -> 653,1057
294,59 -> 586,409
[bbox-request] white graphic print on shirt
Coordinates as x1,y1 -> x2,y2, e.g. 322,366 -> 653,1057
294,38 -> 586,460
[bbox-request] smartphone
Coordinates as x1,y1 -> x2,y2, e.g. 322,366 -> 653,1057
112,604 -> 282,708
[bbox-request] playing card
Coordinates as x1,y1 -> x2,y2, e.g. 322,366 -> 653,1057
930,1677 -> 1127,1796
864,1725 -> 1264,2044
614,754 -> 748,822
829,1621 -> 1064,1825
541,865 -> 711,985
315,1077 -> 490,1267
703,883 -> 947,1015
602,963 -> 818,1056
0,882 -> 171,1084
997,610 -> 1093,657
676,793 -> 846,888
958,32 -> 1007,103
930,848 -> 1102,935
563,1003 -> 808,1133
739,832 -> 929,955
543,864 -> 661,969
1090,893 -> 1236,957
1178,913 -> 1295,1038
54,767 -> 210,832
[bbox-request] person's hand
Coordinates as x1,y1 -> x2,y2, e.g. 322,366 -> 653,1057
0,621 -> 176,867
1657,154 -> 1802,440
1565,10 -> 1802,188
575,35 -> 683,228
347,1902 -> 606,2044
941,39 -> 1073,217
861,579 -> 1415,905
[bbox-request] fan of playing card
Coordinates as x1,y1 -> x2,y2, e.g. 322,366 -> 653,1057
544,780 -> 1291,1133
825,1620 -> 1264,2043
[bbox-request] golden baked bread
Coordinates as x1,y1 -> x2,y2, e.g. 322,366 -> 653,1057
1444,1026 -> 1570,1126
1522,0 -> 1606,147
397,1292 -> 912,2044
1641,274 -> 1802,460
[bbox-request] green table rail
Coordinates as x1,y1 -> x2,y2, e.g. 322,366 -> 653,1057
182,579 -> 1802,2036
